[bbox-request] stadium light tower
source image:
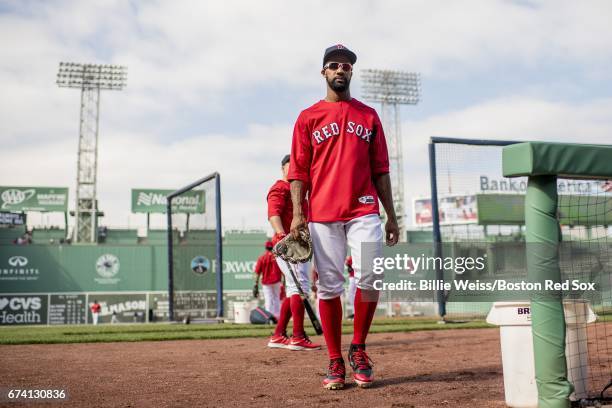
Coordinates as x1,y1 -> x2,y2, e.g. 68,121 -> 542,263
57,62 -> 127,243
361,69 -> 421,241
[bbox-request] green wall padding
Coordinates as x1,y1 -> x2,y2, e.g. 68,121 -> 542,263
503,142 -> 612,179
526,176 -> 573,408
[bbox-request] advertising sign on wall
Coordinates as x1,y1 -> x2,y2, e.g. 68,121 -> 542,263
0,212 -> 26,225
131,189 -> 205,214
0,294 -> 48,325
413,195 -> 478,226
0,186 -> 68,212
88,294 -> 147,324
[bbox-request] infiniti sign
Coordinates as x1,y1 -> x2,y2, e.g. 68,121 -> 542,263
1,255 -> 39,280
8,256 -> 28,267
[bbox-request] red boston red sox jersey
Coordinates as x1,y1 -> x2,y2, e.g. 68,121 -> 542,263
254,251 -> 282,285
288,98 -> 389,222
267,180 -> 308,233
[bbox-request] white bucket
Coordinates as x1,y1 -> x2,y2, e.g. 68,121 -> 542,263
486,301 -> 596,408
233,301 -> 255,324
564,301 -> 597,400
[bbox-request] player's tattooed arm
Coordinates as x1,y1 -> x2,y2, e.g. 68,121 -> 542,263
374,173 -> 400,246
290,180 -> 308,239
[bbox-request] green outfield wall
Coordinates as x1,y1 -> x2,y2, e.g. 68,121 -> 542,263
0,243 -> 265,293
0,242 -> 266,325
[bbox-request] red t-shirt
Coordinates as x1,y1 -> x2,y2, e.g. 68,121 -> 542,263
254,251 -> 282,285
91,303 -> 101,313
267,180 -> 308,233
288,98 -> 389,222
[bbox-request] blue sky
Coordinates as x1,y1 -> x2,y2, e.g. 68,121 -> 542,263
1,0 -> 611,233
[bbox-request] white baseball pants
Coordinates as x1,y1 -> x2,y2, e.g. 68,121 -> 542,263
309,214 -> 383,300
262,282 -> 281,317
275,259 -> 311,297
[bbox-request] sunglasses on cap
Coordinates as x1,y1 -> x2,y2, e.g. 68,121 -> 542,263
323,62 -> 353,72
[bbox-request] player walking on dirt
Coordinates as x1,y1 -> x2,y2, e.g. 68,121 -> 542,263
288,44 -> 399,389
266,154 -> 321,351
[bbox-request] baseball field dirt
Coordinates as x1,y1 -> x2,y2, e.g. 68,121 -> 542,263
0,327 -> 506,407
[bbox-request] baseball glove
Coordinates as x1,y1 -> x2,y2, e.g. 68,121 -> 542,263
272,229 -> 313,264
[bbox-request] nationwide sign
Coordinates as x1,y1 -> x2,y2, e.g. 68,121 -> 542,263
131,189 -> 205,214
0,186 -> 68,212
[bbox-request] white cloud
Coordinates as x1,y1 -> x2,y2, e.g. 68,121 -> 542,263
2,1 -> 612,234
3,1 -> 612,124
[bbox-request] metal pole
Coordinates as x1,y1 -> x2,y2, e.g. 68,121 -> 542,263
215,173 -> 223,319
74,87 -> 85,242
92,85 -> 100,242
430,136 -> 521,146
428,142 -> 445,319
57,62 -> 127,243
394,103 -> 405,239
167,198 -> 174,322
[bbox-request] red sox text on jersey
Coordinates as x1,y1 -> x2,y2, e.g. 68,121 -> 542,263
313,121 -> 373,144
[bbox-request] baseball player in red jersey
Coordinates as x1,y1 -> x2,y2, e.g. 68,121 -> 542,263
266,154 -> 321,350
254,240 -> 283,317
288,44 -> 399,389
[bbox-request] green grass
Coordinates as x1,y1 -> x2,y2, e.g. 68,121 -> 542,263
0,317 -> 493,345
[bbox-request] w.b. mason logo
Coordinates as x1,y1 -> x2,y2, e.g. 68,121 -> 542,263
8,256 -> 28,267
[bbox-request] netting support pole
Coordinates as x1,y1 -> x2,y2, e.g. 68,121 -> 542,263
526,175 -> 573,408
428,142 -> 446,318
167,197 -> 174,322
167,172 -> 224,321
214,173 -> 223,319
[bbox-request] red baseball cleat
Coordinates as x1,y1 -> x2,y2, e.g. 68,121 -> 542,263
323,358 -> 346,390
287,334 -> 321,351
348,343 -> 374,388
267,334 -> 290,349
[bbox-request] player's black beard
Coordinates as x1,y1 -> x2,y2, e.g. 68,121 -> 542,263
328,76 -> 350,93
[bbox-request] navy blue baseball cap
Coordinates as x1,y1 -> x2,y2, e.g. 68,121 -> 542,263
281,154 -> 290,166
323,44 -> 357,66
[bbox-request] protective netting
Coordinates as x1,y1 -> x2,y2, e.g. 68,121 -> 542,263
557,179 -> 612,402
429,140 -> 612,402
429,141 -> 525,318
169,177 -> 220,321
